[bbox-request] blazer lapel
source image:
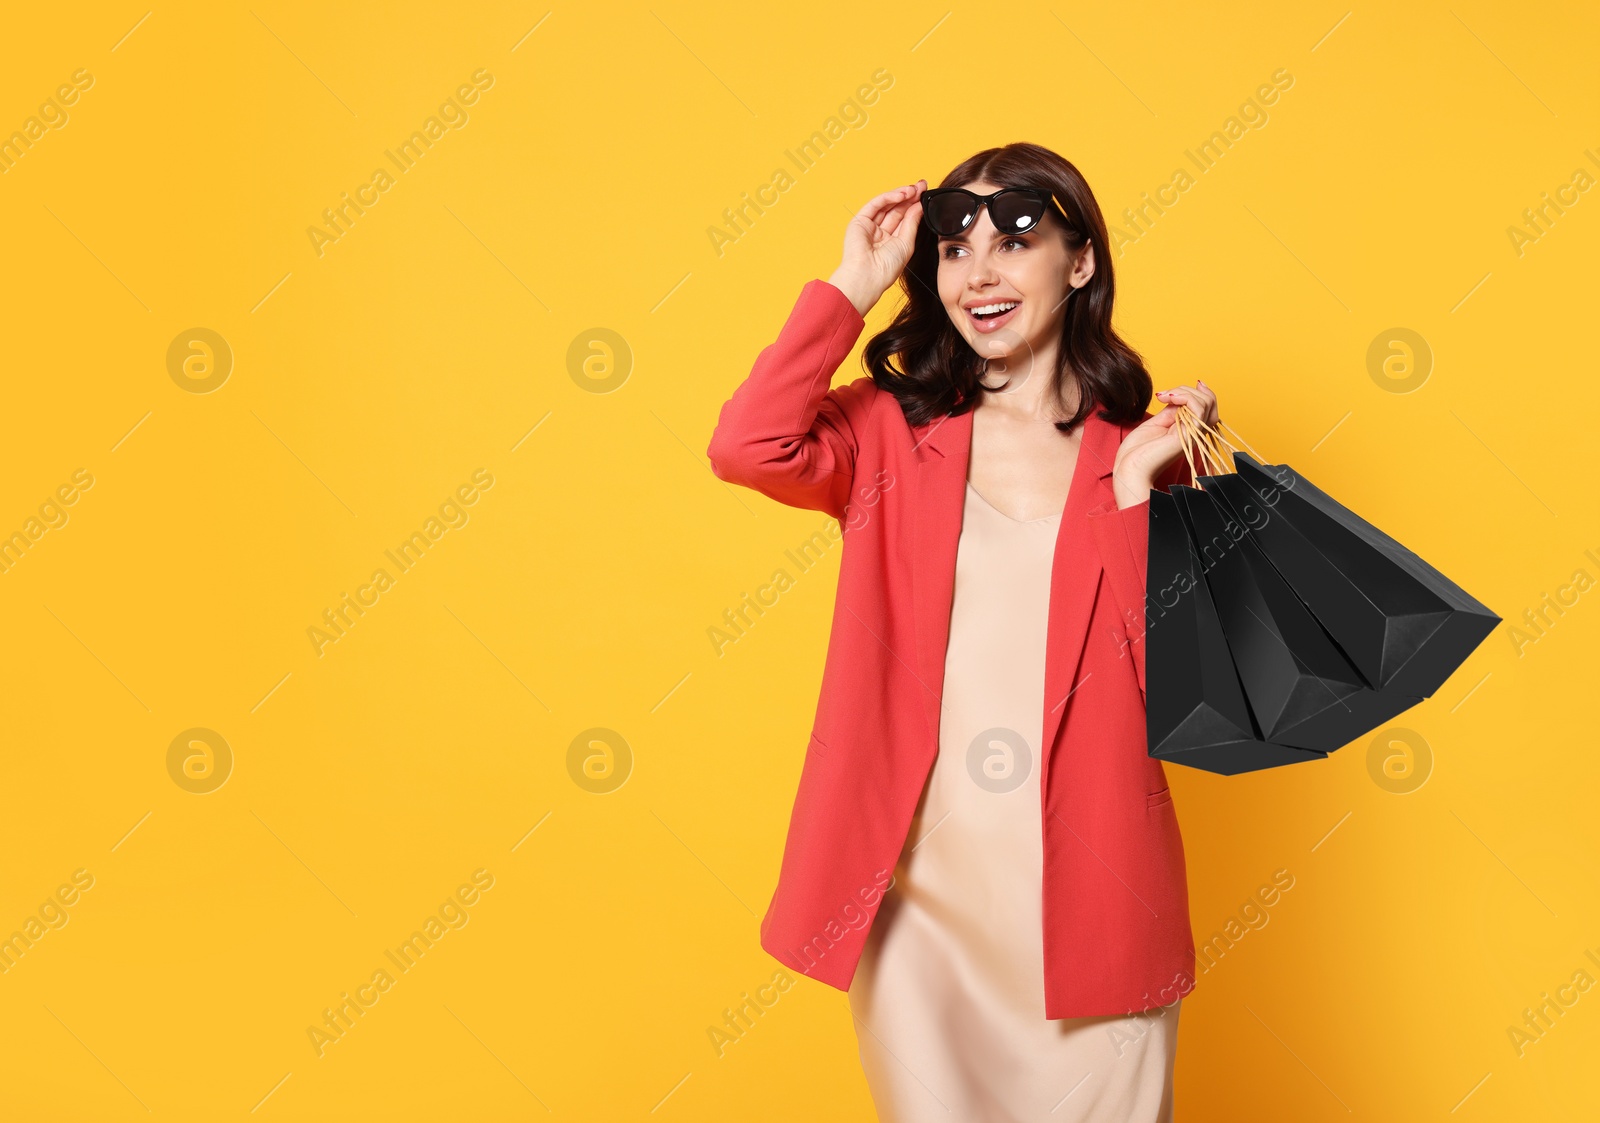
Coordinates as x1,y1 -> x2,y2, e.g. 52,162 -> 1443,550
908,409 -> 971,745
908,406 -> 1123,758
1040,412 -> 1120,761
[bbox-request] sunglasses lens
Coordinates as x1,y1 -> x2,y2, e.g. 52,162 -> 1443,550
990,191 -> 1048,234
925,192 -> 976,235
924,189 -> 1053,237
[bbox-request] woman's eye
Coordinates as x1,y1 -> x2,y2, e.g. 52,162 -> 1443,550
940,238 -> 1027,259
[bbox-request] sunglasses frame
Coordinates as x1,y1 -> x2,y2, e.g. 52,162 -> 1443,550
920,186 -> 1072,238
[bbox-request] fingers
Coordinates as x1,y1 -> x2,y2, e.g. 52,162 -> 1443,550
854,186 -> 910,219
857,181 -> 923,219
879,183 -> 927,239
1197,378 -> 1221,426
857,180 -> 926,231
1154,380 -> 1220,426
890,199 -> 924,242
1154,385 -> 1209,407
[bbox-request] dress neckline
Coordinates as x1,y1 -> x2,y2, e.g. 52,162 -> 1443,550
965,480 -> 1063,525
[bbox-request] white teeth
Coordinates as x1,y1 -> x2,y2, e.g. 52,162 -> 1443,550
972,301 -> 1019,316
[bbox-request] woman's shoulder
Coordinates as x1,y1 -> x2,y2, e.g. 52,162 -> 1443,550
1107,407 -> 1155,440
828,376 -> 951,461
826,374 -> 887,426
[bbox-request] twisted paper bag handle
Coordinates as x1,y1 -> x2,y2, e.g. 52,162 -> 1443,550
1169,399 -> 1268,482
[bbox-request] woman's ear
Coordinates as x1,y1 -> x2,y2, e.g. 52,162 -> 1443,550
1072,239 -> 1096,290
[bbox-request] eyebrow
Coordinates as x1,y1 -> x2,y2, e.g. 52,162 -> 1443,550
937,228 -> 1035,245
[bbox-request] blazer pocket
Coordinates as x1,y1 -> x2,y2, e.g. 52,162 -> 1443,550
1145,787 -> 1173,809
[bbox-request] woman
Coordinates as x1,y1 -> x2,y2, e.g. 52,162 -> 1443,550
707,143 -> 1220,1122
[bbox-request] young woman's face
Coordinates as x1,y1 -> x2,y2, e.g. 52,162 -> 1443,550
934,179 -> 1092,366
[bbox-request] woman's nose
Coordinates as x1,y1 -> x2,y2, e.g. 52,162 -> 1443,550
967,256 -> 1000,284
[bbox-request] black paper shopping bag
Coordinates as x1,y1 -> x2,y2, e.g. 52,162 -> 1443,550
1232,454 -> 1500,699
1175,477 -> 1422,752
1145,487 -> 1329,776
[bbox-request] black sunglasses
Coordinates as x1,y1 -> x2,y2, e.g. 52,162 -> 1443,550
920,186 -> 1071,238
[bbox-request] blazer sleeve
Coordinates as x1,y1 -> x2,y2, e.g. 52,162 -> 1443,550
706,279 -> 879,520
1085,432 -> 1195,703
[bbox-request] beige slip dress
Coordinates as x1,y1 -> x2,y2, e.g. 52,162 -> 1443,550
847,479 -> 1181,1123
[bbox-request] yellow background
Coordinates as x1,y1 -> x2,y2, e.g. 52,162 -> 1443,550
1,1 -> 1595,1119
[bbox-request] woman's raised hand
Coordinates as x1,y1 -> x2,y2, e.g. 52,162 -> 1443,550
828,180 -> 927,317
1110,381 -> 1223,510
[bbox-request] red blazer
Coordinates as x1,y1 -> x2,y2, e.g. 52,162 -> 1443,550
707,278 -> 1197,1019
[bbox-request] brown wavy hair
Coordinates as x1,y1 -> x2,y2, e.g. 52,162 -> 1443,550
862,142 -> 1152,434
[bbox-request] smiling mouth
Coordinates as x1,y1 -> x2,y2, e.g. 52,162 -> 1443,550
966,300 -> 1021,331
